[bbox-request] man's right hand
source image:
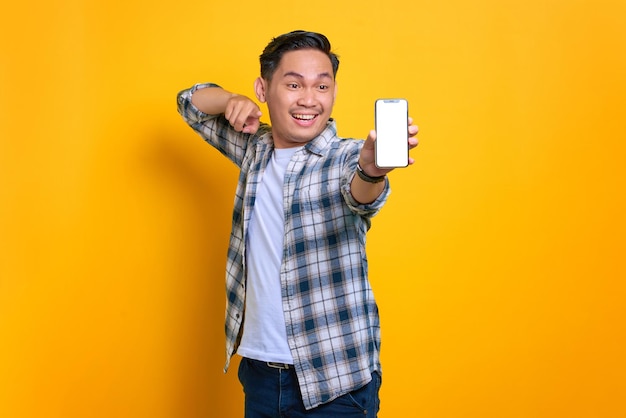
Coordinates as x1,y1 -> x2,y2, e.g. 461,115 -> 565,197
191,86 -> 262,134
225,94 -> 262,134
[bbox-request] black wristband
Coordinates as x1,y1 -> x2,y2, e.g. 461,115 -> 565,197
356,163 -> 386,183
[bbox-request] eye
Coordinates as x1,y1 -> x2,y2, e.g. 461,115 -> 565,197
287,83 -> 299,89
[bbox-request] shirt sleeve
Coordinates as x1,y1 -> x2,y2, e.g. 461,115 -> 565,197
176,83 -> 252,167
340,143 -> 391,220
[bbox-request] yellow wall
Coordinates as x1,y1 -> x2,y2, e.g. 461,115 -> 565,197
1,0 -> 625,417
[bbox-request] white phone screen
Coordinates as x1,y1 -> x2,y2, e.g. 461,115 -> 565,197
375,99 -> 408,168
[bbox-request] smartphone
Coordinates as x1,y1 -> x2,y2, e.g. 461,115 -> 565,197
375,99 -> 409,168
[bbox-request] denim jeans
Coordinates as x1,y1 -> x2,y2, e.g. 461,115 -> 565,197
238,357 -> 381,417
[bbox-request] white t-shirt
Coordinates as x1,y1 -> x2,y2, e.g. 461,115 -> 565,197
237,146 -> 301,364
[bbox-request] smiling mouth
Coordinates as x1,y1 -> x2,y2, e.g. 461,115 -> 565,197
292,113 -> 317,121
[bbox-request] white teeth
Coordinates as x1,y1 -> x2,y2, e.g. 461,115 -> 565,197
293,114 -> 316,120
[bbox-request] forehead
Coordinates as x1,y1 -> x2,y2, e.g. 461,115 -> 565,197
275,49 -> 334,79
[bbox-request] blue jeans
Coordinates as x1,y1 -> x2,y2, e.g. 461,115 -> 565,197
238,357 -> 381,417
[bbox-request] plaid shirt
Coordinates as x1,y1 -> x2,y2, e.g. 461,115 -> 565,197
177,83 -> 390,410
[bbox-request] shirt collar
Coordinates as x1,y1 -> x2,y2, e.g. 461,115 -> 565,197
259,119 -> 338,155
304,119 -> 337,156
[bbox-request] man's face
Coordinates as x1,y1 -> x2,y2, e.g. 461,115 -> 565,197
255,49 -> 337,148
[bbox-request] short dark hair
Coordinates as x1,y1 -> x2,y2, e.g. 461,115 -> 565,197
259,30 -> 340,81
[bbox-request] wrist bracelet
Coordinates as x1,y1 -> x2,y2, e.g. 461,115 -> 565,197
356,163 -> 386,183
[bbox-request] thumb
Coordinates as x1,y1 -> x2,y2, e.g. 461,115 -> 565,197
243,113 -> 262,134
364,129 -> 377,149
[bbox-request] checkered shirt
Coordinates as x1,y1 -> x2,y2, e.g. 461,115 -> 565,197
177,83 -> 390,410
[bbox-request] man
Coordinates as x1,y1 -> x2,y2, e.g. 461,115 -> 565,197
177,30 -> 418,417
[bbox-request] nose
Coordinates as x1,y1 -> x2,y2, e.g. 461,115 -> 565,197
297,88 -> 316,107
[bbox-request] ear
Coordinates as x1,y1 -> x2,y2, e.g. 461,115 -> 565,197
254,77 -> 267,103
333,81 -> 338,101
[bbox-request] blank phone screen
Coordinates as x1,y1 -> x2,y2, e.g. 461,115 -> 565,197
375,99 -> 408,168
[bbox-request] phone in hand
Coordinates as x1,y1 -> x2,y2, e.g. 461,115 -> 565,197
375,98 -> 409,168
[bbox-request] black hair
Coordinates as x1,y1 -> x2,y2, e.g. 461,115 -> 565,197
259,30 -> 340,81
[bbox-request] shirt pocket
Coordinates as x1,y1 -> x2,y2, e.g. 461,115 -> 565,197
298,184 -> 334,228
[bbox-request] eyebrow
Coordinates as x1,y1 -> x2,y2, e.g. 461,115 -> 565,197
282,71 -> 333,80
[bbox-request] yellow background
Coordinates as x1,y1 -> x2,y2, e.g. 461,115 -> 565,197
1,0 -> 625,417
